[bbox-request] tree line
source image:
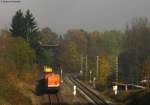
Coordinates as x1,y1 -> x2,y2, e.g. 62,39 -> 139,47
1,9 -> 150,87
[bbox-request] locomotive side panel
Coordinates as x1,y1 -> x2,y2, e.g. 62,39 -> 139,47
45,73 -> 61,94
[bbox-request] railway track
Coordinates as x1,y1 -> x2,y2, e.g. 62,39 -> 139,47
47,93 -> 61,105
70,77 -> 110,105
41,94 -> 62,105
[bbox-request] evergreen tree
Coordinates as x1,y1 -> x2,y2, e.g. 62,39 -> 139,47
10,9 -> 41,63
10,9 -> 25,37
24,9 -> 39,42
10,9 -> 39,43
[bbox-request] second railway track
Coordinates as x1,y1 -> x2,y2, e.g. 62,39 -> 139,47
70,77 -> 110,105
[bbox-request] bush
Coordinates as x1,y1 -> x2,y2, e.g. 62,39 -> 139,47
0,31 -> 36,105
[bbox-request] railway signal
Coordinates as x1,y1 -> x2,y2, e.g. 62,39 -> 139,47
61,68 -> 63,83
73,85 -> 77,96
113,85 -> 118,95
93,77 -> 96,88
89,71 -> 92,84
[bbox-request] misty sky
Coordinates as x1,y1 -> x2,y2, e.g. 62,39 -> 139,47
0,0 -> 150,34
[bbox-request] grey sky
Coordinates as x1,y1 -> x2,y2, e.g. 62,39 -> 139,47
0,0 -> 150,34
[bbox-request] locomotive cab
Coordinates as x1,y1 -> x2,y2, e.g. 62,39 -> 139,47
36,66 -> 61,95
44,66 -> 60,94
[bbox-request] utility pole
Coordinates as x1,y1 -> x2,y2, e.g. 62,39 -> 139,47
85,55 -> 88,80
96,56 -> 99,80
80,56 -> 83,76
113,56 -> 119,95
116,56 -> 119,82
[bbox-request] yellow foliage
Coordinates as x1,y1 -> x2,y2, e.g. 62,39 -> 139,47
99,56 -> 111,85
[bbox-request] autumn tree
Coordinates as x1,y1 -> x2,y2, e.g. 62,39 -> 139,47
87,31 -> 122,83
63,29 -> 88,54
121,18 -> 150,83
40,27 -> 58,45
98,56 -> 111,85
37,27 -> 59,67
61,41 -> 80,72
57,29 -> 122,84
58,29 -> 88,72
86,31 -> 101,76
0,30 -> 36,77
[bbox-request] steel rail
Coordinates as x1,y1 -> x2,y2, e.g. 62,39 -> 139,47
48,94 -> 61,105
70,78 -> 109,105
